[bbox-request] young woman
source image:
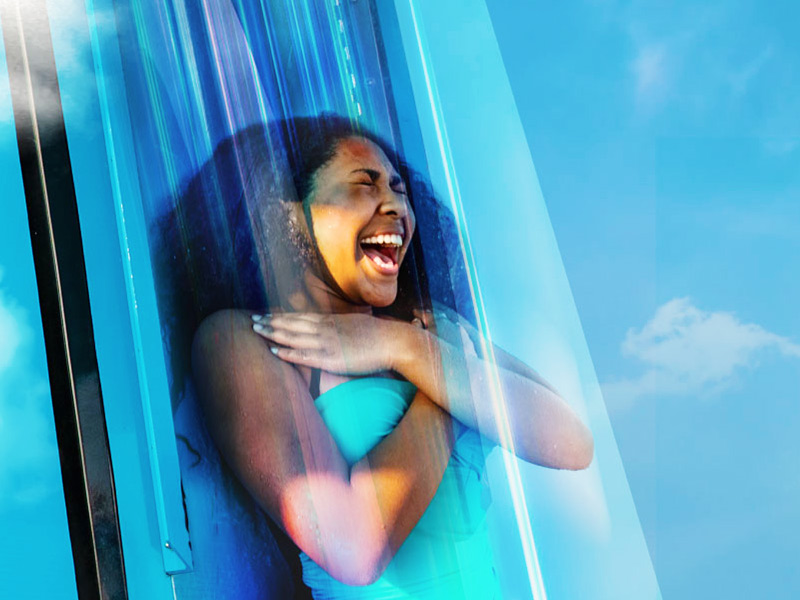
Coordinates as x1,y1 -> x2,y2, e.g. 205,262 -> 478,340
159,114 -> 593,598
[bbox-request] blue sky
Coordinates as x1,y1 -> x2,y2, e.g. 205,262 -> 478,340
487,0 -> 800,597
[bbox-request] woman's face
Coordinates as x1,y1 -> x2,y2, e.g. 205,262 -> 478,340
305,136 -> 416,308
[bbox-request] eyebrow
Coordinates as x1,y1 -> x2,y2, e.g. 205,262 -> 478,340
350,168 -> 405,188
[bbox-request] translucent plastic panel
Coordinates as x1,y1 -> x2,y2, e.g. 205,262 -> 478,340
386,2 -> 661,598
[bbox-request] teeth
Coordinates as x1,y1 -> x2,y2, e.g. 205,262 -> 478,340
359,233 -> 403,247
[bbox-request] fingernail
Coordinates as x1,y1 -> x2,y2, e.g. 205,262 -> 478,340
251,313 -> 271,322
253,323 -> 264,332
269,346 -> 279,355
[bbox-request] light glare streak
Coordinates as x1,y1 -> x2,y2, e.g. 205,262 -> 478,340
406,1 -> 548,599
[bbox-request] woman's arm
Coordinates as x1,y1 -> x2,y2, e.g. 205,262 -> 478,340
255,310 -> 593,470
425,303 -> 561,395
192,310 -> 454,586
390,321 -> 593,470
410,304 -> 594,468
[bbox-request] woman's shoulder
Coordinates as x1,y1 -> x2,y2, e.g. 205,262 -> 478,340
194,308 -> 257,338
193,308 -> 276,363
191,309 -> 306,409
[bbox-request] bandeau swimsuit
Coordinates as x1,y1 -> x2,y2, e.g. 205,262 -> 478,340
299,377 -> 500,599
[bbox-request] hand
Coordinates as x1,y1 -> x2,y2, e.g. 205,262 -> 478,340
251,312 -> 401,375
422,305 -> 480,359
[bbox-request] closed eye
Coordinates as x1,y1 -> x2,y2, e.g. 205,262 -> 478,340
349,169 -> 407,194
389,175 -> 407,195
354,181 -> 406,195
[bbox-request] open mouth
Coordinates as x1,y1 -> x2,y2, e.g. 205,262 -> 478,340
359,233 -> 403,274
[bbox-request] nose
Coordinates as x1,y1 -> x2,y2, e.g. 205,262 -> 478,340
378,188 -> 409,219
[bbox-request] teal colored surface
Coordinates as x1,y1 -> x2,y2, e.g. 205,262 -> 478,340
300,377 -> 500,600
83,0 -> 193,573
0,18 -> 79,600
313,378 -> 416,465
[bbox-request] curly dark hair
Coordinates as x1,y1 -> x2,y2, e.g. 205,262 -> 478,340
151,113 -> 471,402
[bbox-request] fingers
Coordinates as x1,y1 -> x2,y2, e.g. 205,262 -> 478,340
251,313 -> 341,367
252,322 -> 326,350
268,345 -> 331,369
252,312 -> 325,326
250,323 -> 332,366
250,312 -> 382,375
253,313 -> 330,335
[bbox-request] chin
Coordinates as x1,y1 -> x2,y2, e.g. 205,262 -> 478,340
363,286 -> 397,308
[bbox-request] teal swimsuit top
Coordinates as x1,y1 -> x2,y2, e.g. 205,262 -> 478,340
299,377 -> 501,599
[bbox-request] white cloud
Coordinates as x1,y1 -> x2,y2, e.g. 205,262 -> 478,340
728,45 -> 774,96
0,1 -> 116,128
619,3 -> 788,123
622,5 -> 710,114
0,291 -> 24,374
0,65 -> 11,124
602,298 -> 800,408
761,139 -> 799,156
0,281 -> 59,510
631,43 -> 669,106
